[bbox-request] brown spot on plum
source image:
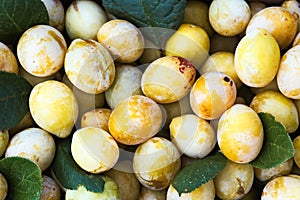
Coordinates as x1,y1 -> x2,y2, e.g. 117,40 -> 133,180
175,56 -> 195,74
236,178 -> 245,195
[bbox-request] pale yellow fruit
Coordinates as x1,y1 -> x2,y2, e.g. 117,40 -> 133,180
105,64 -> 143,109
209,0 -> 251,36
184,0 -> 214,37
108,95 -> 162,145
5,128 -> 56,171
141,56 -> 196,104
169,114 -> 216,158
166,180 -> 215,200
190,71 -> 237,120
41,0 -> 65,32
282,0 -> 300,32
81,108 -> 111,132
0,130 -> 9,157
71,127 -> 119,174
277,45 -> 300,99
97,19 -> 144,63
64,38 -> 115,94
0,42 -> 18,74
210,33 -> 240,53
261,175 -> 300,199
201,51 -> 242,88
246,6 -> 298,49
17,25 -> 66,77
40,175 -> 61,200
254,159 -> 293,182
138,186 -> 167,200
29,80 -> 78,138
65,0 -> 108,40
214,160 -> 254,200
249,2 -> 266,16
133,137 -> 181,190
165,24 -> 210,68
293,135 -> 300,168
217,104 -> 264,163
250,90 -> 299,133
62,74 -> 105,119
105,160 -> 140,200
235,28 -> 280,87
0,173 -> 7,200
65,177 -> 120,200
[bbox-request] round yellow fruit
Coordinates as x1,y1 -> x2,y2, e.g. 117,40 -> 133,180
234,28 -> 280,87
250,90 -> 299,133
0,173 -> 7,200
17,25 -> 66,77
293,135 -> 300,168
169,114 -> 216,158
105,64 -> 143,109
246,6 -> 298,49
133,137 -> 181,190
5,128 -> 56,171
166,180 -> 215,200
40,175 -> 61,200
277,45 -> 300,99
65,0 -> 108,40
190,71 -> 237,120
108,95 -> 162,145
81,108 -> 112,132
0,130 -> 9,157
29,80 -> 78,138
141,56 -> 196,104
97,19 -> 144,63
165,23 -> 210,68
254,159 -> 293,182
261,175 -> 300,199
214,160 -> 254,200
217,104 -> 264,163
0,42 -> 18,74
71,127 -> 119,174
209,0 -> 251,36
64,38 -> 115,94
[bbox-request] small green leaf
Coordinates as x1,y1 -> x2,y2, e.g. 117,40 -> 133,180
102,0 -> 186,46
0,71 -> 32,130
0,0 -> 49,44
172,152 -> 227,196
51,138 -> 105,193
250,112 -> 295,169
0,157 -> 42,200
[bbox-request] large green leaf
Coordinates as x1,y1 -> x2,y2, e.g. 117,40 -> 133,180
0,71 -> 32,130
250,112 -> 295,169
51,138 -> 105,193
0,0 -> 49,44
102,0 -> 186,46
172,152 -> 227,196
0,157 -> 42,200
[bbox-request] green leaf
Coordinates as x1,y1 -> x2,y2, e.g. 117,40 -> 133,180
0,71 -> 32,130
102,0 -> 186,46
0,0 -> 49,44
51,138 -> 105,193
0,157 -> 42,200
250,112 -> 295,169
172,152 -> 227,196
